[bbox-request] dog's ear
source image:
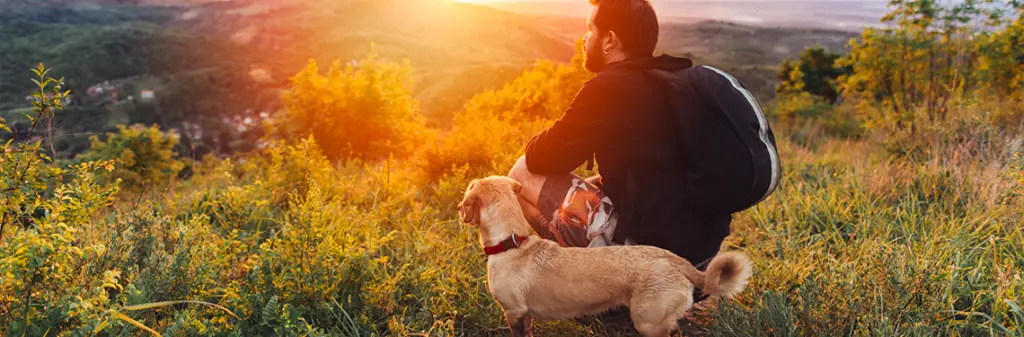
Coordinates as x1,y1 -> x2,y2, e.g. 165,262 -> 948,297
458,194 -> 480,225
459,180 -> 481,225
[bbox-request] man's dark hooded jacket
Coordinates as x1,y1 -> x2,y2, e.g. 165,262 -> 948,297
524,54 -> 739,265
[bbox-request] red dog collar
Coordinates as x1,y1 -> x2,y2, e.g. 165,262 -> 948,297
484,234 -> 530,256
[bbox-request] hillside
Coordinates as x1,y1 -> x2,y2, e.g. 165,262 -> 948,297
173,0 -> 580,122
1,0 -> 856,157
0,0 -> 580,155
2,0 -> 1022,336
659,20 -> 856,97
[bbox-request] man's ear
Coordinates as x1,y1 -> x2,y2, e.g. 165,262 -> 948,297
604,30 -> 620,53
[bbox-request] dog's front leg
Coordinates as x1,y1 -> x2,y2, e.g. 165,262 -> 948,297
505,312 -> 533,337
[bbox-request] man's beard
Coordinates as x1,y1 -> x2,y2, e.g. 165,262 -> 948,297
583,47 -> 606,73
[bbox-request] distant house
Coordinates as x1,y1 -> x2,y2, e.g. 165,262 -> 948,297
87,85 -> 105,97
248,67 -> 272,83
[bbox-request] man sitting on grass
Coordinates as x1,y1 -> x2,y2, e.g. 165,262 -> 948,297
507,0 -> 781,324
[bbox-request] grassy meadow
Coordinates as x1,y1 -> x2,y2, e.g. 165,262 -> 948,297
2,1 -> 1024,337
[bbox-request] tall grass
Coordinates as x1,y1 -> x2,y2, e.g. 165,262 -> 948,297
707,133 -> 1023,336
2,62 -> 1022,336
6,126 -> 1020,336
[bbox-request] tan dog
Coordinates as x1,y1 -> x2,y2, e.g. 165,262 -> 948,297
458,176 -> 753,337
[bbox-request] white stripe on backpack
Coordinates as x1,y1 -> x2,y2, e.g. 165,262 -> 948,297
701,66 -> 781,202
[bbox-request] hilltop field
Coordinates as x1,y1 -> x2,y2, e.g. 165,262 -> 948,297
0,0 -> 1022,336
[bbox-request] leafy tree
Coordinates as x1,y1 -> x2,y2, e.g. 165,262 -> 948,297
77,124 -> 184,191
268,50 -> 428,161
979,2 -> 1024,99
777,46 -> 851,104
417,49 -> 593,180
837,0 -> 1022,132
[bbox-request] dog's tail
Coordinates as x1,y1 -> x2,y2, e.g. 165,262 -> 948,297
682,251 -> 753,298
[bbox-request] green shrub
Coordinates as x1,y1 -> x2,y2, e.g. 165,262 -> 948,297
876,98 -> 1014,162
837,0 -> 1023,136
774,93 -> 864,141
0,65 -> 126,337
777,46 -> 851,104
269,49 -> 429,162
78,124 -> 184,191
775,92 -> 834,122
416,51 -> 592,181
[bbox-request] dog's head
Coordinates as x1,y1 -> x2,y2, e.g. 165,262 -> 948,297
457,176 -> 522,227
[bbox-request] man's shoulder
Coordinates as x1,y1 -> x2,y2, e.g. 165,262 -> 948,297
592,66 -> 653,83
589,63 -> 725,91
578,67 -> 659,96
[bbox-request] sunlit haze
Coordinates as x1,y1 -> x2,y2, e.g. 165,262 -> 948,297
452,0 -> 890,28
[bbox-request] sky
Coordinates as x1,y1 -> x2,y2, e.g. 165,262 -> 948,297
456,0 -> 895,29
458,0 -> 892,2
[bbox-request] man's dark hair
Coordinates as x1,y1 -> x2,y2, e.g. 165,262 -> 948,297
589,0 -> 659,57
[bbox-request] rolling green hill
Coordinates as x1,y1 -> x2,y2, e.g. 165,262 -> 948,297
0,0 -> 857,157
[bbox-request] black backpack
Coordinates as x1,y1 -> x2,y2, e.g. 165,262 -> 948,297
642,65 -> 781,214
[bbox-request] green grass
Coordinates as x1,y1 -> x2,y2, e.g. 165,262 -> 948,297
5,125 -> 1020,336
703,138 -> 1024,336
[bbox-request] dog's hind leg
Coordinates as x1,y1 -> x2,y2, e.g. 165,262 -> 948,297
631,287 -> 694,337
505,312 -> 533,337
635,325 -> 672,337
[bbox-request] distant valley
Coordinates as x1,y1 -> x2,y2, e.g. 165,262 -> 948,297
470,0 -> 890,30
1,0 -> 862,157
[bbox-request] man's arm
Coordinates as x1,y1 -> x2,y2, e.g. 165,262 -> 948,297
523,75 -> 619,175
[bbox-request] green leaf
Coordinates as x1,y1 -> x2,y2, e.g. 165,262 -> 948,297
111,312 -> 162,337
93,320 -> 109,333
124,300 -> 240,319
